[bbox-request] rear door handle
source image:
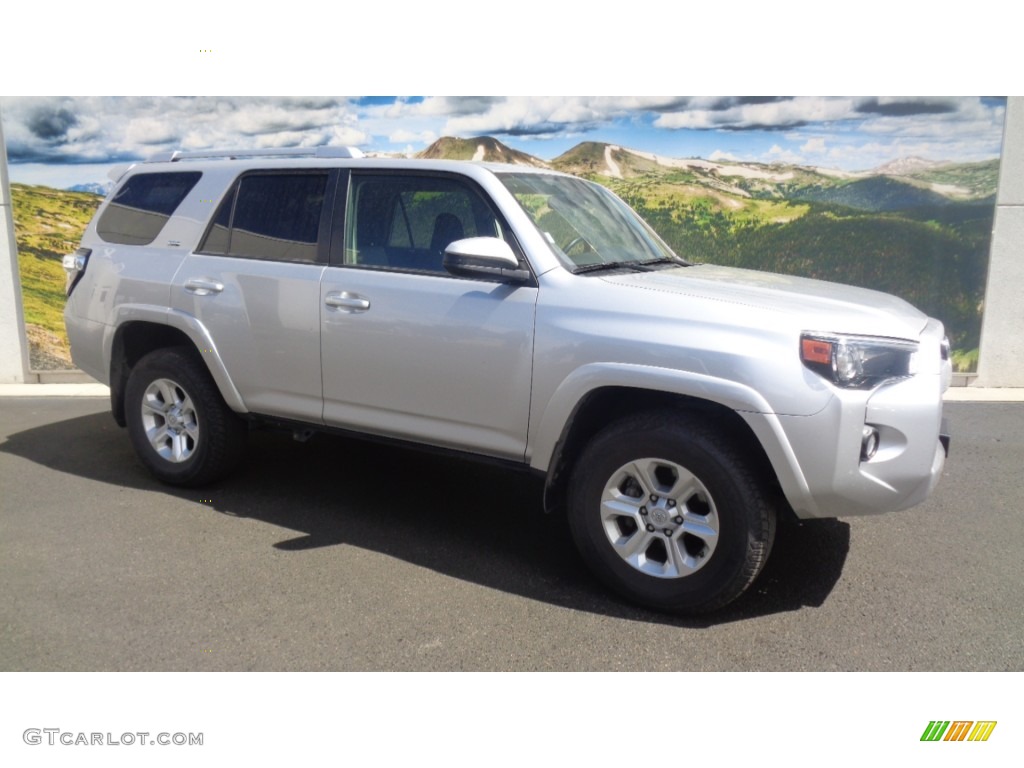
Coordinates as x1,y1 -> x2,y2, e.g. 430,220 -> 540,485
325,291 -> 371,312
184,278 -> 225,296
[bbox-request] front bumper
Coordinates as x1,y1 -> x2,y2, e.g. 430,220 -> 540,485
773,366 -> 948,519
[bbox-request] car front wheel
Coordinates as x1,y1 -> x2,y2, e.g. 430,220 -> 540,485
125,347 -> 246,486
567,410 -> 776,614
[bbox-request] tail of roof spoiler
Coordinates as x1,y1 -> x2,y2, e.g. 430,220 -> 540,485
144,146 -> 366,162
107,163 -> 135,184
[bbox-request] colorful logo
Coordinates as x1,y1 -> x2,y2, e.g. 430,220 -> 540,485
921,721 -> 997,742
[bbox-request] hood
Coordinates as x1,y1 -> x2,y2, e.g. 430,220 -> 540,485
599,263 -> 930,340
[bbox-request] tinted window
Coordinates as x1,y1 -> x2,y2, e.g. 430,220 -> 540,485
346,175 -> 503,273
97,172 -> 201,245
199,173 -> 327,262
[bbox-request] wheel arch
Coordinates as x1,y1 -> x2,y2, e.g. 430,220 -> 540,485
540,386 -> 790,520
107,309 -> 247,427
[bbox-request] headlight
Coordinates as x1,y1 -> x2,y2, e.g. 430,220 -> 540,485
801,333 -> 918,389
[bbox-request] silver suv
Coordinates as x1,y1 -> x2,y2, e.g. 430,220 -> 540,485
63,147 -> 952,613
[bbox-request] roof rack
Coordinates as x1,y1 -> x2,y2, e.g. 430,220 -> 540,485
145,146 -> 365,163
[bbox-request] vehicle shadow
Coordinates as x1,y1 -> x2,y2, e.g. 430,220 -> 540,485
1,410 -> 850,626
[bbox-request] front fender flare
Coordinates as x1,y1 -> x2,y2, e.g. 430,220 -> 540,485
528,363 -> 820,518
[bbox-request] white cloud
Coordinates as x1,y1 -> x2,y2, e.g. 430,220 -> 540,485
328,125 -> 369,146
440,96 -> 595,136
0,95 -> 1006,180
255,131 -> 317,148
801,137 -> 827,154
0,96 -> 369,163
765,144 -> 803,164
125,117 -> 180,146
650,97 -> 1005,145
656,97 -> 858,131
388,128 -> 437,144
434,96 -> 694,137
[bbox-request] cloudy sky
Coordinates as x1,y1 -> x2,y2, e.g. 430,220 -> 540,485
0,96 -> 1007,189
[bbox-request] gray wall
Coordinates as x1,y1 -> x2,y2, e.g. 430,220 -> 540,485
0,107 -> 30,383
976,96 -> 1024,387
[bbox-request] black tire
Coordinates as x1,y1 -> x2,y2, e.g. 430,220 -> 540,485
125,347 -> 246,487
567,410 -> 776,614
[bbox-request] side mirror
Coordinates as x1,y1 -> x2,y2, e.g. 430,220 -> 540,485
443,237 -> 532,283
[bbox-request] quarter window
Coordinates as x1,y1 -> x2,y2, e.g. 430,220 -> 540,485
200,185 -> 234,256
97,172 -> 201,245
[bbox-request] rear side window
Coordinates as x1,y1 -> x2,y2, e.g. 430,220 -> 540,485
199,172 -> 328,263
97,172 -> 201,245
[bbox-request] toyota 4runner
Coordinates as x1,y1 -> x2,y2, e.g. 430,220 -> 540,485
63,147 -> 952,613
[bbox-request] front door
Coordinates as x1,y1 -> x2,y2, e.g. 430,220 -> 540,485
320,172 -> 537,460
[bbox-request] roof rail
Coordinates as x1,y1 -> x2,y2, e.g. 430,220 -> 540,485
145,146 -> 365,163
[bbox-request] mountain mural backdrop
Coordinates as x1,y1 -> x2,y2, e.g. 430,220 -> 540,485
14,137 -> 995,371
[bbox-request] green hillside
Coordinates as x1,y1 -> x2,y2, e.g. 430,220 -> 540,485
907,159 -> 1000,198
790,176 -> 955,211
612,180 -> 991,357
551,142 -> 660,177
418,136 -> 548,166
11,183 -> 101,369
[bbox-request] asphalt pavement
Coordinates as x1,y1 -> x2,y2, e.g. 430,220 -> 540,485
1,397 -> 1022,671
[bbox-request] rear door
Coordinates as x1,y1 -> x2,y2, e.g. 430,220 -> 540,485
172,169 -> 336,423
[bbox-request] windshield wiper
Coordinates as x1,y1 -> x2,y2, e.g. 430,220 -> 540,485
638,257 -> 690,268
573,261 -> 656,275
573,257 -> 688,275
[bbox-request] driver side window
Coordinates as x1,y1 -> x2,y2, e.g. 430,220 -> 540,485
345,174 -> 503,273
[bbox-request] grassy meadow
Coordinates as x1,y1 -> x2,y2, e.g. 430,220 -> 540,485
11,183 -> 101,368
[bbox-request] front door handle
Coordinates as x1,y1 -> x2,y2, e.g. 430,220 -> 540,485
325,291 -> 371,312
184,278 -> 225,296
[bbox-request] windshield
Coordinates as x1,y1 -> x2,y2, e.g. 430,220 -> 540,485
497,172 -> 684,271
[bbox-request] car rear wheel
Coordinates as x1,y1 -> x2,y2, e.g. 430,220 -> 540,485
567,410 -> 776,614
125,347 -> 246,486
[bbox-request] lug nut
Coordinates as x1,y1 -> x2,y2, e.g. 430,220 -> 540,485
639,506 -> 648,516
667,499 -> 676,508
663,529 -> 673,537
646,524 -> 655,532
650,494 -> 659,502
673,516 -> 683,525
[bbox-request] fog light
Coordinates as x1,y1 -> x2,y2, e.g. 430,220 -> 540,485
861,426 -> 879,462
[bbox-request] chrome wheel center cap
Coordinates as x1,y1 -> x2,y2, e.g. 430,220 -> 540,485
651,507 -> 669,525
